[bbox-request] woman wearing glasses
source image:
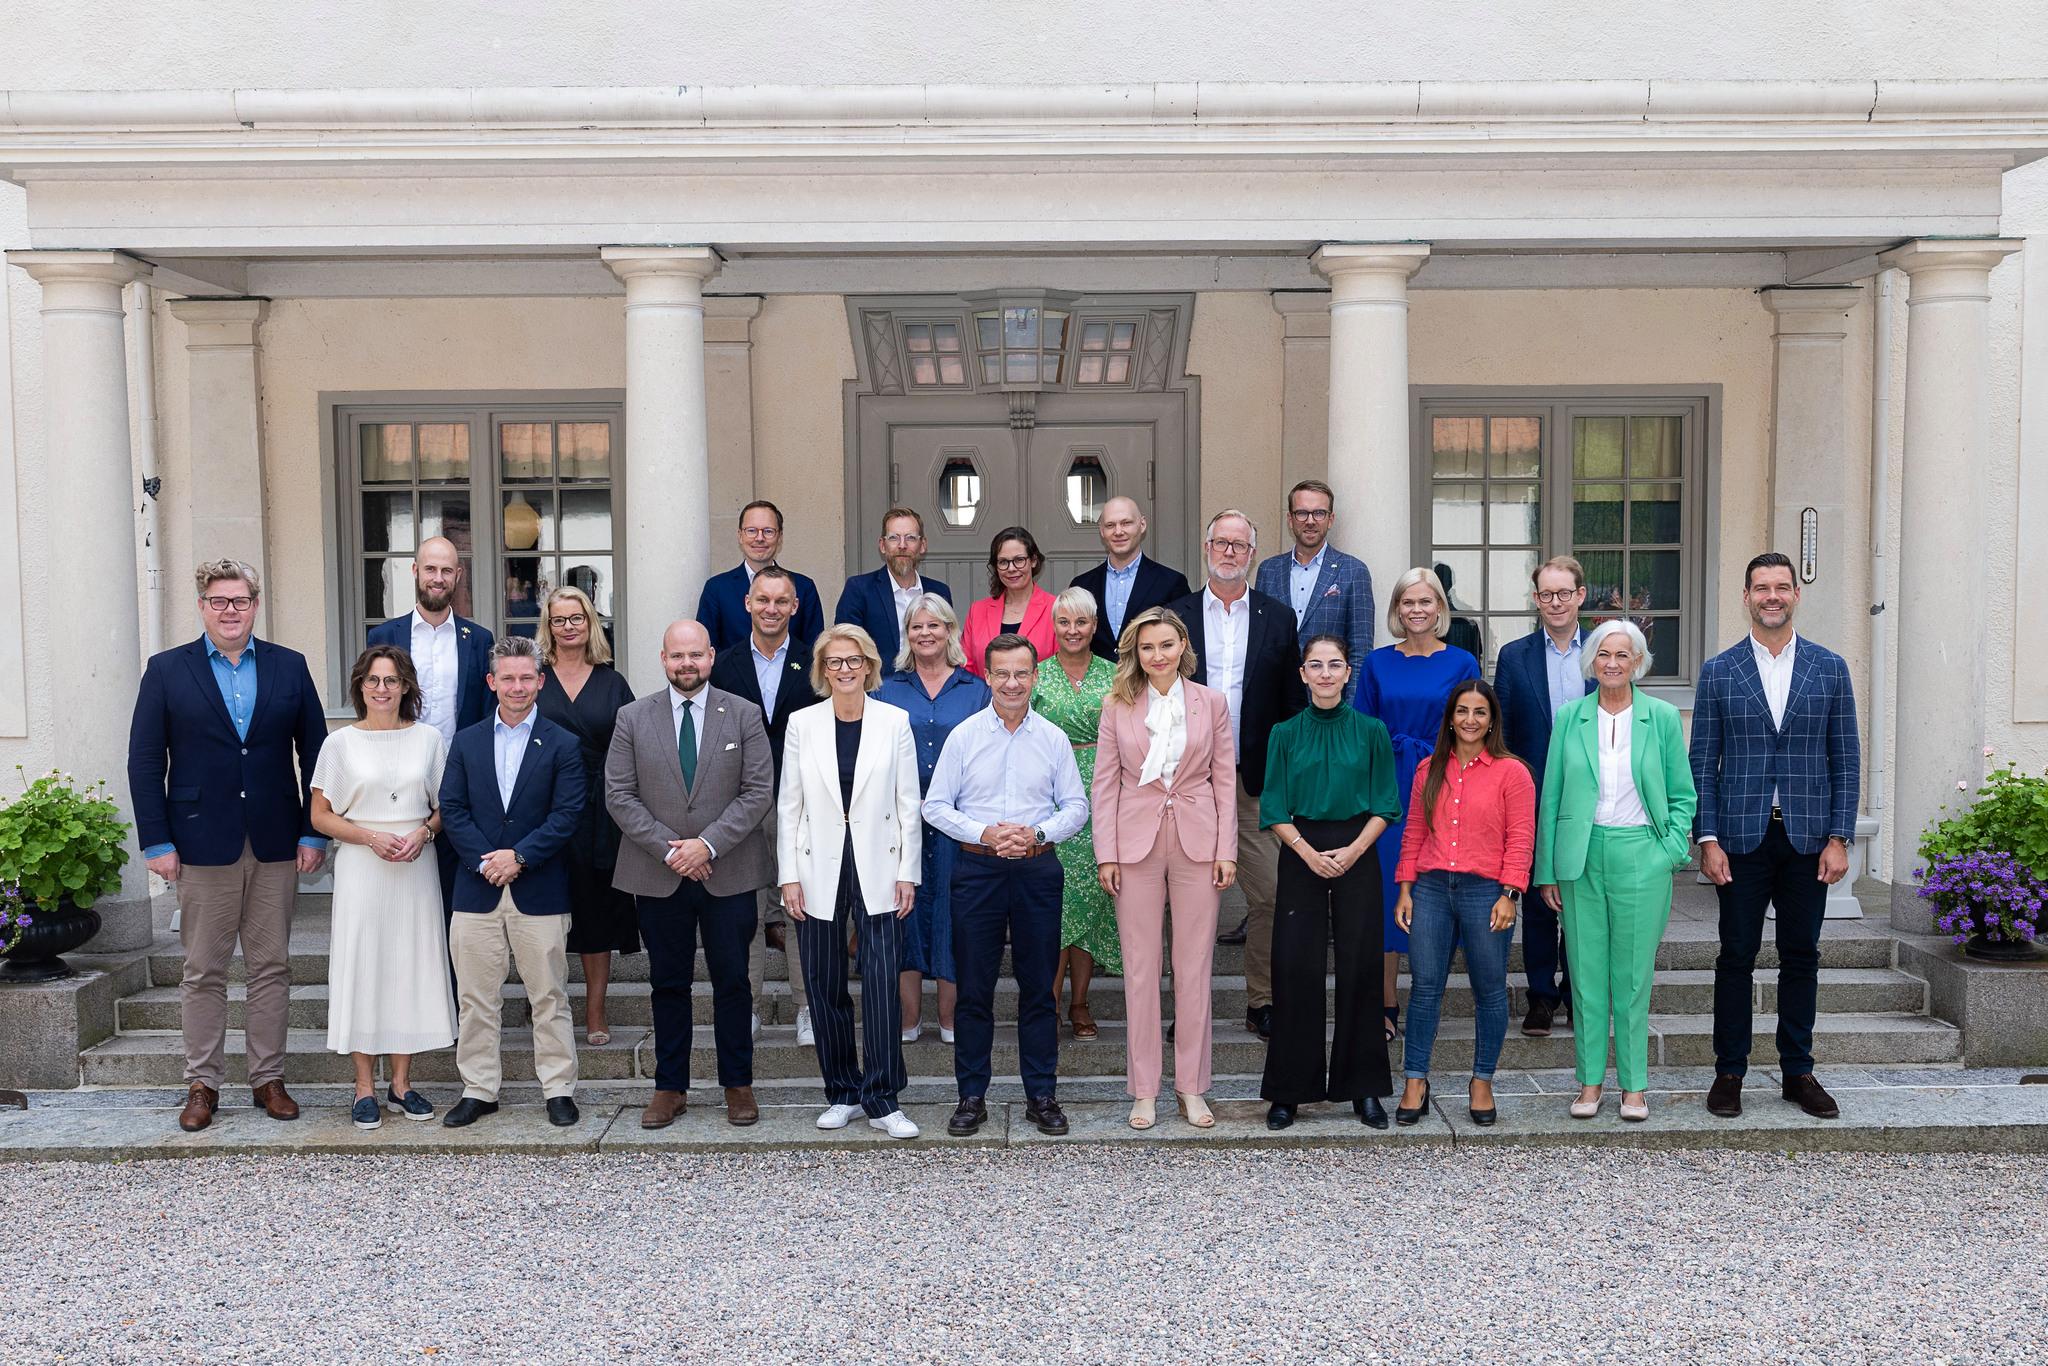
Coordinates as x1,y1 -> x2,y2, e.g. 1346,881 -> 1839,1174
961,526 -> 1057,676
535,585 -> 639,1048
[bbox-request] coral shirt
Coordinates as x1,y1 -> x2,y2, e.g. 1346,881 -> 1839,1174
1394,748 -> 1537,890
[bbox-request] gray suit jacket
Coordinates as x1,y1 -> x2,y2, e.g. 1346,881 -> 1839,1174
605,684 -> 775,898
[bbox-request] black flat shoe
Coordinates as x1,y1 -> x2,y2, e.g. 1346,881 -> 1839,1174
441,1097 -> 498,1128
947,1096 -> 988,1136
1394,1080 -> 1430,1127
1355,1096 -> 1389,1130
1265,1103 -> 1296,1130
545,1096 -> 580,1128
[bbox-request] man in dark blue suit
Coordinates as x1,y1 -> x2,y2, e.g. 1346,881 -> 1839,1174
1069,496 -> 1192,660
127,559 -> 328,1133
1493,554 -> 1593,1037
365,535 -> 494,920
437,635 -> 588,1129
834,506 -> 952,669
695,499 -> 825,652
1692,552 -> 1860,1122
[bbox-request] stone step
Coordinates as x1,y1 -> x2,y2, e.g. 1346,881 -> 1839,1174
112,966 -> 1929,1033
76,1010 -> 1961,1087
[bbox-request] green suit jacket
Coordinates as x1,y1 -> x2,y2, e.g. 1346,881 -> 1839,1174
1532,688 -> 1698,886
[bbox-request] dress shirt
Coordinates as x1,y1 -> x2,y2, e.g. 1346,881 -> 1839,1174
669,683 -> 714,856
491,709 -> 535,810
922,707 -> 1089,847
1754,631 -> 1797,810
1103,553 -> 1142,638
409,608 -> 460,742
1287,544 -> 1328,624
1202,586 -> 1250,742
890,574 -> 924,636
751,635 -> 790,717
1592,704 -> 1651,828
1543,628 -> 1585,720
205,636 -> 259,742
1394,749 -> 1537,889
1138,677 -> 1189,787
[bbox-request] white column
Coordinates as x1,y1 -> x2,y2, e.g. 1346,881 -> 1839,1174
7,249 -> 154,949
164,298 -> 271,635
1876,239 -> 2022,927
1312,244 -> 1430,634
601,246 -> 720,697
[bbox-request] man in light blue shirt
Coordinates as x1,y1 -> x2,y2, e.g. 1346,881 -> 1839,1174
1544,626 -> 1586,718
490,710 -> 535,828
924,633 -> 1088,1138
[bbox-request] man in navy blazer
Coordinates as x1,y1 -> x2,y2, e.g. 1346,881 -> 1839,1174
1254,480 -> 1373,706
1493,555 -> 1594,1037
1691,552 -> 1861,1123
1069,496 -> 1192,660
835,506 -> 952,669
127,559 -> 328,1132
436,635 -> 588,1129
696,499 -> 825,652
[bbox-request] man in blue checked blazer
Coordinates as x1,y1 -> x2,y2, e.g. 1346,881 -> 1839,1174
1254,479 -> 1373,706
1690,552 -> 1860,1123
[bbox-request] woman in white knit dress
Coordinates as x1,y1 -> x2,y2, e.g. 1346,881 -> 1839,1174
310,645 -> 458,1131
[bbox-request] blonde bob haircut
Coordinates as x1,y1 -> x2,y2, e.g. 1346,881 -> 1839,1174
811,624 -> 885,694
893,591 -> 967,672
536,585 -> 612,666
1385,566 -> 1452,642
1052,584 -> 1099,627
1107,605 -> 1197,707
1581,618 -> 1654,683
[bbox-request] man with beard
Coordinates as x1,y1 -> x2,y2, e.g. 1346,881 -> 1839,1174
835,506 -> 953,669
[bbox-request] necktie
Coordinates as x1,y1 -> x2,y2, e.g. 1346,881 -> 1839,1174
677,698 -> 697,790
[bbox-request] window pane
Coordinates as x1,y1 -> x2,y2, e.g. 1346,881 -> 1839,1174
1573,416 -> 1625,479
1432,549 -> 1482,614
360,492 -> 414,554
503,557 -> 552,622
1076,355 -> 1105,384
1080,322 -> 1109,352
364,557 -> 411,619
1487,615 -> 1536,676
904,324 -> 932,353
1066,455 -> 1107,525
417,423 -> 469,483
1487,482 -> 1541,544
419,493 -> 474,554
1430,416 -> 1484,479
1629,416 -> 1683,478
1573,483 -> 1625,543
1642,616 -> 1679,677
1043,315 -> 1066,349
500,422 -> 552,481
560,423 -> 611,480
560,489 -> 612,552
360,424 -> 413,482
1489,416 -> 1541,478
560,555 -> 613,616
1003,307 -> 1039,349
910,356 -> 939,385
1446,612 -> 1483,661
503,490 -> 555,552
1111,322 -> 1137,350
933,322 -> 962,353
939,457 -> 981,528
1579,550 -> 1624,612
1631,483 -> 1682,543
1431,481 -> 1485,544
981,355 -> 1002,384
1104,355 -> 1132,384
939,355 -> 966,385
1630,550 -> 1681,610
977,315 -> 1001,350
1005,352 -> 1037,383
1487,549 -> 1541,611
1040,354 -> 1062,384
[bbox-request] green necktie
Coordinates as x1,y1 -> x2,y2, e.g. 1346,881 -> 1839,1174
677,698 -> 698,790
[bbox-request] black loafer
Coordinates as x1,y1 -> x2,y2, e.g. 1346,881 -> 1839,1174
441,1097 -> 498,1128
1355,1096 -> 1390,1130
1246,1005 -> 1273,1041
546,1096 -> 580,1128
1265,1103 -> 1296,1130
1707,1073 -> 1744,1118
1217,916 -> 1249,946
1394,1080 -> 1430,1127
1024,1096 -> 1069,1136
946,1096 -> 988,1136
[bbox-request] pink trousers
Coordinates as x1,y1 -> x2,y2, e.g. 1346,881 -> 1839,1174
1115,806 -> 1220,1099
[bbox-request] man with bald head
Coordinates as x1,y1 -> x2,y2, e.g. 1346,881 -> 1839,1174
606,619 -> 776,1129
1069,495 -> 1191,660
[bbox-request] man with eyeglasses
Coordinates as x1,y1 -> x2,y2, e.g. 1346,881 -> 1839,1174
128,559 -> 330,1132
697,499 -> 827,652
1068,495 -> 1192,661
1255,480 -> 1374,706
834,506 -> 953,669
1169,511 -> 1308,1035
1493,554 -> 1593,1036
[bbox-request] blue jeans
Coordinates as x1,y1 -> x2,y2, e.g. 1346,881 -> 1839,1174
1402,870 -> 1514,1081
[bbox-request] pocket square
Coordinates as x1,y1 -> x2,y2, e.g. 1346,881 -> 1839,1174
1321,585 -> 1342,597
724,742 -> 738,751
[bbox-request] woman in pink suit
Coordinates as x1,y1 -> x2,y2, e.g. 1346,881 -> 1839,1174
1092,605 -> 1238,1131
960,526 -> 1057,677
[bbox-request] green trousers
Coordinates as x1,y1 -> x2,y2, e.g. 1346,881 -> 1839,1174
1560,825 -> 1672,1091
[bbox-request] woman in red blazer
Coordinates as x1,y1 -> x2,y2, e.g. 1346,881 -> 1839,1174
960,526 -> 1057,676
1091,605 -> 1238,1131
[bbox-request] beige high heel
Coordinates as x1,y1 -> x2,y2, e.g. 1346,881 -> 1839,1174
1176,1092 -> 1215,1129
1128,1097 -> 1156,1130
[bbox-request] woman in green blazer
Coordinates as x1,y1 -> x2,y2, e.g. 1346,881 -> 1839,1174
1533,619 -> 1697,1123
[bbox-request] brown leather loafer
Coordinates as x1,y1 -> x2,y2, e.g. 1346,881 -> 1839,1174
641,1089 -> 687,1130
724,1085 -> 759,1126
251,1079 -> 300,1121
1707,1073 -> 1743,1117
1782,1072 -> 1840,1119
178,1081 -> 219,1132
764,923 -> 787,953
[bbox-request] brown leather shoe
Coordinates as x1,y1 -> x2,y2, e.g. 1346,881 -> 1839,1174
178,1081 -> 218,1132
1521,998 -> 1558,1038
724,1085 -> 759,1126
641,1089 -> 687,1130
1782,1073 -> 1840,1119
1707,1073 -> 1743,1118
251,1079 -> 300,1121
764,923 -> 787,953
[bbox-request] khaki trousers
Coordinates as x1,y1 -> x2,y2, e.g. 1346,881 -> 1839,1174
1236,781 -> 1281,1010
177,841 -> 299,1090
747,803 -> 808,1016
450,888 -> 577,1101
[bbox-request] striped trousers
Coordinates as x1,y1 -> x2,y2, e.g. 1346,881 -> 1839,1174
795,878 -> 907,1119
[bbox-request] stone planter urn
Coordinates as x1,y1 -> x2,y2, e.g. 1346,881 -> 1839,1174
0,898 -> 101,982
1962,930 -> 2045,964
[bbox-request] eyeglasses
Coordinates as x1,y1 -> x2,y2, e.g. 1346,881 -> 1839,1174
882,535 -> 924,548
1288,508 -> 1332,523
548,613 -> 588,629
201,595 -> 255,612
1534,589 -> 1584,605
363,676 -> 404,690
740,527 -> 778,540
822,656 -> 865,673
995,556 -> 1034,571
1207,539 -> 1253,556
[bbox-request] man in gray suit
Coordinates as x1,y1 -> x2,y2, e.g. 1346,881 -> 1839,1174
607,619 -> 776,1129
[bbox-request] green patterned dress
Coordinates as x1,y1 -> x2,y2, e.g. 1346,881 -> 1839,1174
1032,654 -> 1122,974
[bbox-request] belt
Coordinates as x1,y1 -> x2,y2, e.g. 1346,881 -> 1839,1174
963,841 -> 1056,860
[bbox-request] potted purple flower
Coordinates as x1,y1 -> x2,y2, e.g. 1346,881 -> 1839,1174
1915,754 -> 2048,963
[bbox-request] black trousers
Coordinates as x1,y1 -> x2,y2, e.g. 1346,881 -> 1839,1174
952,848 -> 1062,1101
1712,815 -> 1827,1079
1262,816 -> 1391,1104
637,880 -> 757,1091
797,892 -> 907,1118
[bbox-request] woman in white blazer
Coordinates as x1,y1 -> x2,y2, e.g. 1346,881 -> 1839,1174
778,624 -> 925,1139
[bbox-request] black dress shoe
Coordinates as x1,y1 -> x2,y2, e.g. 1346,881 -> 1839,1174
1024,1096 -> 1069,1136
546,1096 -> 580,1128
1782,1073 -> 1840,1119
441,1097 -> 499,1128
1394,1080 -> 1430,1127
1355,1096 -> 1390,1130
1521,997 -> 1557,1037
1265,1103 -> 1296,1130
1707,1073 -> 1744,1118
1217,916 -> 1249,946
1246,1005 -> 1273,1041
946,1096 -> 988,1136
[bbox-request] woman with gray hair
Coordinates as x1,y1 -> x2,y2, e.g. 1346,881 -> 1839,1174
876,592 -> 989,1043
1532,618 -> 1697,1122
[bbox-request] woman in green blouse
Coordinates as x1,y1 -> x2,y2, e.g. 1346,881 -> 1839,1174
1258,634 -> 1403,1130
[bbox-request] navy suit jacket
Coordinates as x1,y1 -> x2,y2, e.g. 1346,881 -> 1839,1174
697,564 -> 826,653
365,613 -> 496,732
437,712 -> 586,914
1254,546 -> 1374,706
1689,635 -> 1861,857
1168,587 -> 1306,797
126,637 -> 328,866
709,637 -> 822,778
834,568 -> 952,671
1070,555 -> 1194,660
1493,628 -> 1593,797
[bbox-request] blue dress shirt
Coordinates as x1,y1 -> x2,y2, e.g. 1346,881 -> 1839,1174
492,710 -> 535,810
922,707 -> 1089,847
1103,554 -> 1142,639
1544,628 -> 1585,719
1287,545 -> 1328,623
751,637 -> 790,718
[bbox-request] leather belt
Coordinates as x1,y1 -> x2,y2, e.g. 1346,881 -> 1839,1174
963,841 -> 1056,860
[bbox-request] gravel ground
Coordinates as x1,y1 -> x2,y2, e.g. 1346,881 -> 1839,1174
6,1147 -> 2035,1365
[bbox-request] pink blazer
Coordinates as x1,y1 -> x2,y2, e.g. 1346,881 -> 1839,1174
1091,678 -> 1239,865
961,588 -> 1057,677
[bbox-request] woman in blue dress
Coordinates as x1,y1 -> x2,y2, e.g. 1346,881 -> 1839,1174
1354,566 -> 1481,1043
875,592 -> 991,1045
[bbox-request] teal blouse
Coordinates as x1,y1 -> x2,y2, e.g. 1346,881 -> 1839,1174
1260,703 -> 1403,828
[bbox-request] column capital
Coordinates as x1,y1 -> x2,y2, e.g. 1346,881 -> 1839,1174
6,249 -> 152,290
1761,285 -> 1862,338
1310,242 -> 1431,283
601,245 -> 722,286
1876,238 -> 2022,279
165,297 -> 268,348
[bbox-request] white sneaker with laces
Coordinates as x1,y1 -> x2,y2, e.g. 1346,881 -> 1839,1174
869,1109 -> 920,1139
795,1007 -> 815,1047
816,1103 -> 862,1130
901,1021 -> 923,1044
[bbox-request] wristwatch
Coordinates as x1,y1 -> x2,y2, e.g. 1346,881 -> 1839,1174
1500,885 -> 1523,906
513,850 -> 527,867
1033,826 -> 1048,847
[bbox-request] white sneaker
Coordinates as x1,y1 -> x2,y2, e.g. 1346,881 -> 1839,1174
816,1103 -> 862,1130
868,1109 -> 920,1139
751,1012 -> 761,1042
901,1021 -> 923,1044
795,1008 -> 815,1047
939,1024 -> 956,1044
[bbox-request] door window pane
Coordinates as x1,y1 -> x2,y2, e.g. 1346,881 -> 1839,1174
1572,416 -> 1625,479
500,422 -> 552,481
419,493 -> 473,553
1487,549 -> 1541,611
1629,416 -> 1683,478
360,424 -> 413,482
559,423 -> 611,480
1432,550 -> 1483,616
1489,416 -> 1541,477
939,456 -> 982,528
1432,482 -> 1485,543
417,423 -> 470,482
1630,550 -> 1681,610
361,493 -> 414,554
363,557 -> 411,620
1487,482 -> 1540,544
1630,483 -> 1682,543
1431,416 -> 1484,478
1573,483 -> 1624,543
560,555 -> 614,616
1065,454 -> 1108,525
560,489 -> 612,552
502,491 -> 554,553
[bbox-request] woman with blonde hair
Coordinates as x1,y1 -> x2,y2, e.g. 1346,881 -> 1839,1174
1091,605 -> 1237,1130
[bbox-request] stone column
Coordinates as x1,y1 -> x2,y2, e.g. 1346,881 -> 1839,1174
1311,244 -> 1430,634
164,298 -> 271,635
7,250 -> 154,950
601,246 -> 720,697
1876,239 -> 2022,929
